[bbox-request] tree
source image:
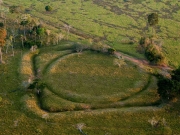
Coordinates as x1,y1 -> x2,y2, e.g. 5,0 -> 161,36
20,14 -> 31,36
36,27 -> 45,38
0,24 -> 7,63
145,44 -> 165,65
108,48 -> 116,54
20,35 -> 25,49
11,29 -> 18,42
148,13 -> 158,26
5,36 -> 14,56
148,13 -> 158,35
157,67 -> 180,101
45,5 -> 52,12
64,24 -> 71,40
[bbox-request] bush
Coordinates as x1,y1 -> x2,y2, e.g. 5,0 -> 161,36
108,48 -> 116,54
24,40 -> 42,48
145,44 -> 165,65
157,67 -> 180,100
0,22 -> 4,27
9,6 -> 24,13
45,5 -> 52,11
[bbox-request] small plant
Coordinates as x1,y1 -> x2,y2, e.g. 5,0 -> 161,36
42,113 -> 49,123
45,5 -> 52,11
148,117 -> 172,135
76,123 -> 86,135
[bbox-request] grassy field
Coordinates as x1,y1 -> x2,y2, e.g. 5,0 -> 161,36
22,44 -> 158,112
1,49 -> 180,134
39,49 -> 159,111
4,0 -> 180,67
1,0 -> 180,134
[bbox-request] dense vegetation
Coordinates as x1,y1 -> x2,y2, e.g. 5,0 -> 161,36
158,67 -> 180,101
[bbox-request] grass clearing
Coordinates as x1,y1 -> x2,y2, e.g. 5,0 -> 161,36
27,45 -> 158,112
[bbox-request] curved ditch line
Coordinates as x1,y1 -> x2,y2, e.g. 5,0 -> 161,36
38,84 -> 161,113
120,75 -> 152,102
39,51 -> 157,106
42,70 -> 152,105
40,45 -> 74,53
39,75 -> 161,113
23,95 -> 161,118
31,49 -> 163,113
42,51 -> 75,75
38,93 -> 161,113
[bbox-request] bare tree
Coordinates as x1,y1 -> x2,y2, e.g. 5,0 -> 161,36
76,123 -> 86,135
20,35 -> 25,49
5,39 -> 11,54
11,29 -> 18,43
64,24 -> 71,40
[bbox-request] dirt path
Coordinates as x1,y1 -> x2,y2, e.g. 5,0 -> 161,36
114,51 -> 173,77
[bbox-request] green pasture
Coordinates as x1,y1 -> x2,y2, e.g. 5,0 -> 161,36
1,0 -> 180,134
4,0 -> 180,66
21,43 -> 158,112
1,49 -> 180,134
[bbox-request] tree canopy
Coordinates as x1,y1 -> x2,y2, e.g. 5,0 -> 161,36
45,5 -> 52,11
157,67 -> 180,100
148,13 -> 158,26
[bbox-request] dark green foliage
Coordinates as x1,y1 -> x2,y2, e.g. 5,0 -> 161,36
45,5 -> 52,11
27,79 -> 46,92
0,22 -> 4,27
20,20 -> 29,26
157,67 -> 180,100
27,81 -> 38,90
148,13 -> 158,26
24,40 -> 42,48
108,48 -> 116,54
139,37 -> 146,45
36,28 -> 45,36
31,25 -> 45,36
24,40 -> 34,48
172,68 -> 180,81
145,44 -> 165,65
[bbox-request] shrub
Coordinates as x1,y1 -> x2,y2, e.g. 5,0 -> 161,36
91,43 -> 108,53
0,22 -> 4,27
9,6 -> 24,13
108,48 -> 116,54
145,44 -> 165,65
24,40 -> 42,48
157,67 -> 180,100
148,13 -> 158,26
45,5 -> 52,11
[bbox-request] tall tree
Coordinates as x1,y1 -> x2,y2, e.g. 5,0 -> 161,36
20,14 -> 31,36
148,13 -> 158,35
20,34 -> 25,49
0,24 -> 7,63
5,36 -> 14,56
